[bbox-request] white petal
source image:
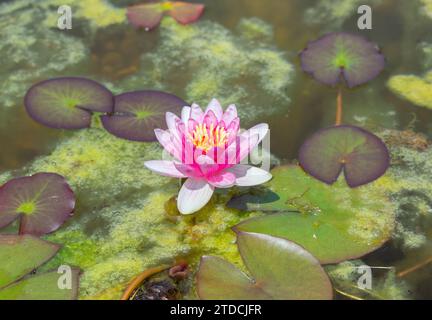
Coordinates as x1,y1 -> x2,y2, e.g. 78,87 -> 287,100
165,112 -> 181,138
177,178 -> 214,215
205,98 -> 223,120
221,104 -> 238,125
190,103 -> 204,122
181,106 -> 191,124
154,129 -> 182,160
228,165 -> 272,186
144,160 -> 187,178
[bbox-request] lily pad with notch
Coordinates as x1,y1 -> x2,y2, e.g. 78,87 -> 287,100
24,77 -> 114,129
0,173 -> 75,236
298,125 -> 390,188
300,32 -> 385,88
197,231 -> 333,300
0,234 -> 80,300
229,165 -> 395,264
101,90 -> 187,141
127,1 -> 205,30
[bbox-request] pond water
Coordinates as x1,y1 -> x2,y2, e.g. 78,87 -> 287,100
1,0 -> 432,300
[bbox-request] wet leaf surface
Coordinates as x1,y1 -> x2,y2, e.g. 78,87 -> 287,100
127,1 -> 205,30
101,90 -> 187,141
197,231 -> 332,300
0,173 -> 75,236
24,77 -> 113,129
298,125 -> 390,187
0,235 -> 60,288
300,32 -> 385,87
229,165 -> 395,264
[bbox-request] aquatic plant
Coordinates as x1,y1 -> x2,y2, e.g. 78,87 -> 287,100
0,234 -> 79,299
228,165 -> 395,264
298,125 -> 390,187
299,33 -> 389,187
127,1 -> 205,30
197,231 -> 333,299
144,99 -> 272,214
101,90 -> 187,141
24,77 -> 114,129
0,173 -> 75,236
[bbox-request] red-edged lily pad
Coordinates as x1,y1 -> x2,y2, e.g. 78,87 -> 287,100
299,125 -> 390,187
0,173 -> 75,236
197,231 -> 333,300
0,235 -> 80,300
101,90 -> 187,141
24,77 -> 113,129
127,1 -> 205,30
300,32 -> 385,88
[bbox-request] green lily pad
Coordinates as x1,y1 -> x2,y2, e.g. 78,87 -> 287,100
0,173 -> 75,236
0,269 -> 80,300
299,125 -> 390,188
229,165 -> 395,264
0,235 -> 80,300
0,235 -> 60,288
197,231 -> 332,300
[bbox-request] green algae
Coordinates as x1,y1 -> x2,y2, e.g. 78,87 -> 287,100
117,17 -> 295,124
0,1 -> 88,111
326,260 -> 412,300
303,0 -> 382,28
378,130 -> 432,250
387,71 -> 432,110
40,187 -> 260,299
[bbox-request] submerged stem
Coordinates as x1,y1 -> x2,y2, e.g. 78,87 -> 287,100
335,87 -> 343,126
397,256 -> 432,278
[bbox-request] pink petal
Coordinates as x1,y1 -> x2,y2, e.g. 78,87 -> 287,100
154,128 -> 182,160
144,160 -> 187,178
177,178 -> 214,215
168,2 -> 205,25
203,110 -> 218,128
166,112 -> 181,138
196,154 -> 219,176
205,99 -> 223,120
208,171 -> 236,188
190,103 -> 204,122
221,104 -> 238,126
127,3 -> 164,30
228,165 -> 272,186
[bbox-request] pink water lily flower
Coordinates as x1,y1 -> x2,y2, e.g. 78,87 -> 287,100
144,99 -> 272,215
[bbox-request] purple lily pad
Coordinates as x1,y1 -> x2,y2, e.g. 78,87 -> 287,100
101,90 -> 187,141
127,2 -> 164,30
0,173 -> 75,236
127,1 -> 205,30
298,125 -> 390,188
169,2 -> 205,25
300,32 -> 385,88
24,77 -> 113,129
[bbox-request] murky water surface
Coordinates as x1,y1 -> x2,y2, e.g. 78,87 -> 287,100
1,0 -> 432,299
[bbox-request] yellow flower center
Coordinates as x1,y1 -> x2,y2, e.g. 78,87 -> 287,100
188,123 -> 228,152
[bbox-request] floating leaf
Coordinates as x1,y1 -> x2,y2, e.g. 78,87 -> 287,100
230,166 -> 395,264
127,2 -> 164,30
0,235 -> 79,300
101,90 -> 187,141
0,235 -> 59,288
169,2 -> 205,25
0,269 -> 80,300
24,77 -> 113,129
197,231 -> 332,300
298,125 -> 390,187
127,1 -> 204,30
300,32 -> 385,87
0,173 -> 75,236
